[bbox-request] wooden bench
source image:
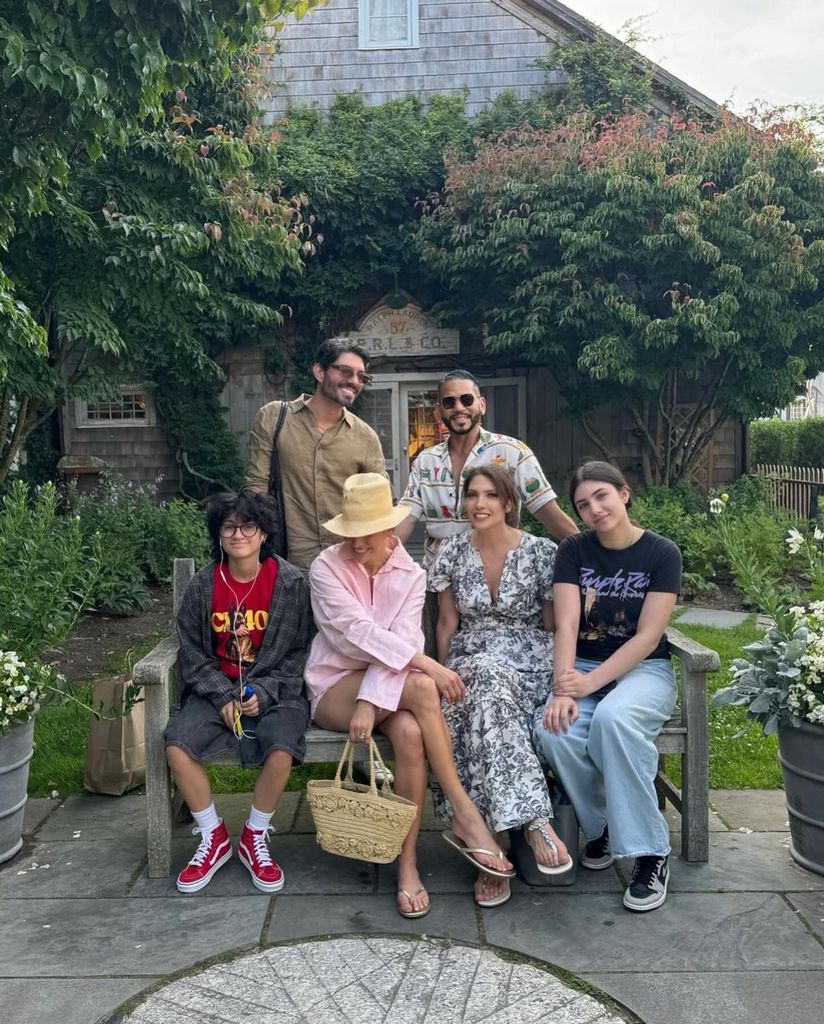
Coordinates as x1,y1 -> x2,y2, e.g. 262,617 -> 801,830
136,559 -> 720,877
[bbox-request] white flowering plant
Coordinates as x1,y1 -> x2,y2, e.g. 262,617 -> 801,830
0,651 -> 61,736
713,500 -> 824,734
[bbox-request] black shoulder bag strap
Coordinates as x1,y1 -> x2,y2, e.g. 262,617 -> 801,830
267,401 -> 289,556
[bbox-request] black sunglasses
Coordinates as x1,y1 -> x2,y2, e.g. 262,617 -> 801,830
440,393 -> 476,410
329,362 -> 373,386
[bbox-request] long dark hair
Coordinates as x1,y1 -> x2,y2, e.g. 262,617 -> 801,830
568,461 -> 631,519
207,491 -> 280,562
463,465 -> 520,528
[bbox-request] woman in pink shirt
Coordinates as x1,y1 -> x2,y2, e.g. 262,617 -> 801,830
305,473 -> 514,919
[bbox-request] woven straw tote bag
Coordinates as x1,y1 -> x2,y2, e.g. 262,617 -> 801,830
306,738 -> 417,863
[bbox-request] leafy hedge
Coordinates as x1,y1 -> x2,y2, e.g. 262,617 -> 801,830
749,418 -> 824,468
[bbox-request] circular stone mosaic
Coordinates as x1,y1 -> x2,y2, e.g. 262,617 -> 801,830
122,936 -> 625,1023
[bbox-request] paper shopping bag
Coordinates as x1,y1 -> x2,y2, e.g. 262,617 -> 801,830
83,675 -> 145,795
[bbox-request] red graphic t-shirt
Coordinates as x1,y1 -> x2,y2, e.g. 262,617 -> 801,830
211,558 -> 277,679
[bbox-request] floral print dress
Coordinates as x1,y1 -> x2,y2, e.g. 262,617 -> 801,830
428,531 -> 557,832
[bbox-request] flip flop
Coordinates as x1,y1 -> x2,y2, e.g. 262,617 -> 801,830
442,830 -> 515,879
525,820 -> 574,876
475,875 -> 511,908
398,886 -> 430,919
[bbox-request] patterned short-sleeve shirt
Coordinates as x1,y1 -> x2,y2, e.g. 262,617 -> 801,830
399,428 -> 557,565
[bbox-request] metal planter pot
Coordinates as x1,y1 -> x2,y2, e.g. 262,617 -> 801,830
0,717 -> 35,864
778,720 -> 824,876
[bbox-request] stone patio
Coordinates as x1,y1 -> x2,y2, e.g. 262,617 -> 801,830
1,789 -> 823,1024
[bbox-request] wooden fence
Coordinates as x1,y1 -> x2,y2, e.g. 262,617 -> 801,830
754,464 -> 824,519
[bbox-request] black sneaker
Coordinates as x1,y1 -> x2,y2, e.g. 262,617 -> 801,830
580,827 -> 614,870
623,855 -> 669,912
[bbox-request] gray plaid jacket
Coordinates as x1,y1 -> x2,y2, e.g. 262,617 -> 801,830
175,556 -> 314,720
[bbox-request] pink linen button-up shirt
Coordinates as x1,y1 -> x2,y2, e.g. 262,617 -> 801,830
305,540 -> 425,716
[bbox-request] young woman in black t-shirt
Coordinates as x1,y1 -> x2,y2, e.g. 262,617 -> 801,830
532,462 -> 682,913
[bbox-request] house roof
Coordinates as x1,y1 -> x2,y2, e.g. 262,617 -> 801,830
509,0 -> 721,115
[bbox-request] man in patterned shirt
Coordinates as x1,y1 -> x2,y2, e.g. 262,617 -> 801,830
395,370 -> 577,564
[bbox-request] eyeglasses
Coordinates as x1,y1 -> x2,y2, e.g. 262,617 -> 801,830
329,363 -> 373,386
440,393 -> 476,410
219,522 -> 259,538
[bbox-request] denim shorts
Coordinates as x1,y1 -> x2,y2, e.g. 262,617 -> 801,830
165,694 -> 308,768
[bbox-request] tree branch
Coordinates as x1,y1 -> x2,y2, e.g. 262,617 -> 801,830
629,401 -> 662,484
0,397 -> 33,482
579,413 -> 617,462
674,356 -> 734,477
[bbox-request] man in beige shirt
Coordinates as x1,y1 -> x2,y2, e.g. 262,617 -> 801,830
244,340 -> 387,569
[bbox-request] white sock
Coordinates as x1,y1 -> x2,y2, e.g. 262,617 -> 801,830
192,803 -> 220,834
247,805 -> 274,832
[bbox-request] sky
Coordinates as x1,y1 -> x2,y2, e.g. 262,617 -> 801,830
565,1 -> 824,112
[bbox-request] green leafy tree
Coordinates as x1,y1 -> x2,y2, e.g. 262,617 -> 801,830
537,23 -> 655,119
416,109 -> 824,485
1,14 -> 317,485
1,2 -> 310,349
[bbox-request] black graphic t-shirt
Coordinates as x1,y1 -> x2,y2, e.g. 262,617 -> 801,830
553,530 -> 682,662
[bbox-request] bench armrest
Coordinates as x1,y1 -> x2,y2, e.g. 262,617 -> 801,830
134,637 -> 179,689
665,626 -> 720,674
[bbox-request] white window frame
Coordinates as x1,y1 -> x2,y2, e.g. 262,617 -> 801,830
358,0 -> 419,50
76,385 -> 155,428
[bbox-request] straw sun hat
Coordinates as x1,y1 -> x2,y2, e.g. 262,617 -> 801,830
323,473 -> 409,538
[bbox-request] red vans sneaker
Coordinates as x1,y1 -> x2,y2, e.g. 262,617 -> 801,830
238,824 -> 285,893
176,821 -> 232,893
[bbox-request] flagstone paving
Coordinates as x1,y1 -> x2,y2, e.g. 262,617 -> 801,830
1,790 -> 823,1024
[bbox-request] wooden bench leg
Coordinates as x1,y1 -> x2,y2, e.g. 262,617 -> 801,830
144,688 -> 174,878
656,755 -> 667,810
681,667 -> 709,862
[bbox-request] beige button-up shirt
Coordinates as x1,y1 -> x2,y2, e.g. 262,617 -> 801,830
244,395 -> 387,569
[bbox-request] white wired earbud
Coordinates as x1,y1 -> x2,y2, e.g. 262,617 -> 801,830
217,532 -> 261,740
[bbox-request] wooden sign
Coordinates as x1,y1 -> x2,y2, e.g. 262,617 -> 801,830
345,299 -> 460,357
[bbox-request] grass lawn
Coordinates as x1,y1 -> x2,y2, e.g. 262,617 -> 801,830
29,614 -> 780,797
670,615 -> 782,789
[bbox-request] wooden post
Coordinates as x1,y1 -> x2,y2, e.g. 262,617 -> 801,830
138,558 -> 194,877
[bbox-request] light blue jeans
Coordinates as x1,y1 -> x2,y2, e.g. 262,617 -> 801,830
533,657 -> 676,859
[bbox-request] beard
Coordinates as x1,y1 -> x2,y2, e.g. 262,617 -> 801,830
444,408 -> 482,435
319,372 -> 358,408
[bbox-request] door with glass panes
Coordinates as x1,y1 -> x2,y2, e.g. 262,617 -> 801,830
359,375 -> 526,498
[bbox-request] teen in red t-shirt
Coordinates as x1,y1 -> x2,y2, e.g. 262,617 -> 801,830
165,491 -> 312,895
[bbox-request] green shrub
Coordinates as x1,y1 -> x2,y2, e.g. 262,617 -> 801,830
794,419 -> 824,467
67,476 -> 209,615
721,473 -> 775,514
632,489 -> 701,567
0,482 -> 101,658
749,419 -> 791,465
141,498 -> 211,584
749,418 -> 824,468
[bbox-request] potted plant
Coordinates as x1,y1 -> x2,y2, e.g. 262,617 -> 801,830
0,652 -> 58,863
713,504 -> 824,874
0,480 -> 140,865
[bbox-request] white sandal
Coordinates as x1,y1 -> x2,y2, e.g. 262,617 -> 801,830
525,819 -> 574,876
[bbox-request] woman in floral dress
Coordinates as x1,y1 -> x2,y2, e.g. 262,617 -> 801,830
429,464 -> 573,907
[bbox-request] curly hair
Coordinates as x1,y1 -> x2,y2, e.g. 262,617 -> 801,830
206,490 -> 280,562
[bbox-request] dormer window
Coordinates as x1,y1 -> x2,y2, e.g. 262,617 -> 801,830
358,0 -> 419,49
